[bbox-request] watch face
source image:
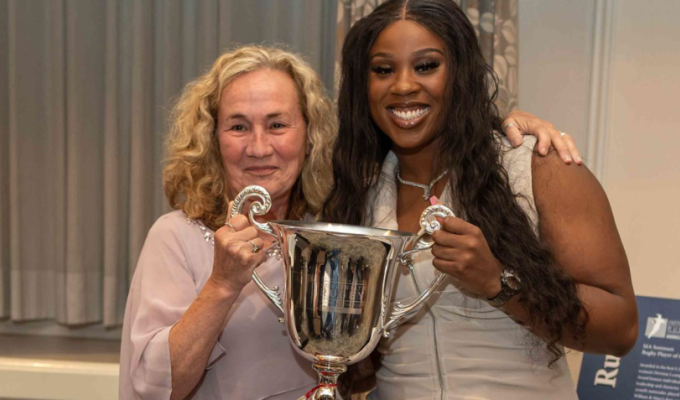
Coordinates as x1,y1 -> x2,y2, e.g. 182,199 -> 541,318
502,269 -> 521,291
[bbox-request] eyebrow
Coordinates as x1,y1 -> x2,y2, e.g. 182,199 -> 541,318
265,112 -> 286,119
225,112 -> 287,120
225,113 -> 248,120
369,48 -> 445,60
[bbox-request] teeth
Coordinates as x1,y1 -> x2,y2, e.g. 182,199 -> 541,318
390,107 -> 429,121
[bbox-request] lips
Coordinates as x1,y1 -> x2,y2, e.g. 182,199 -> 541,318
387,104 -> 431,128
244,166 -> 278,176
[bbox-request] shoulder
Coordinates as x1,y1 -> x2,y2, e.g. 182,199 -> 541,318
494,132 -> 537,188
151,209 -> 188,228
495,133 -> 537,166
135,210 -> 212,282
147,210 -> 192,241
531,146 -> 606,217
492,133 -> 540,225
143,210 -> 211,257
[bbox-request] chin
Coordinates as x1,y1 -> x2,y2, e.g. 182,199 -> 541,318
392,137 -> 434,153
405,132 -> 440,150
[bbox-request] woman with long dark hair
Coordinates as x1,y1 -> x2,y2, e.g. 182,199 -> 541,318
324,0 -> 637,398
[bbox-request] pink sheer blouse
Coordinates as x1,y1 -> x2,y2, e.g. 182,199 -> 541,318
119,210 -> 316,399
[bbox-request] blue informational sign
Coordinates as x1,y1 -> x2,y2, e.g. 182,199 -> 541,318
578,295 -> 680,400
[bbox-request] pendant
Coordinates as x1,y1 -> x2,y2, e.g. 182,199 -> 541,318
422,188 -> 431,201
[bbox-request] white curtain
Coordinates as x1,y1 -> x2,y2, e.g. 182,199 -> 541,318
0,0 -> 337,328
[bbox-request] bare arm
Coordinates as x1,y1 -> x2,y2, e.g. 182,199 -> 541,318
169,215 -> 265,400
496,150 -> 637,356
168,279 -> 238,400
431,150 -> 637,356
531,150 -> 636,354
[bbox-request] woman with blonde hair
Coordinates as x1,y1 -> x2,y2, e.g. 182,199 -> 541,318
119,42 -> 580,399
119,45 -> 334,399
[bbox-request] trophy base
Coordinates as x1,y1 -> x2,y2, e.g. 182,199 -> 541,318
306,362 -> 348,400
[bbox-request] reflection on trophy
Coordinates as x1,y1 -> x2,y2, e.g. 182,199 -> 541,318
230,186 -> 454,400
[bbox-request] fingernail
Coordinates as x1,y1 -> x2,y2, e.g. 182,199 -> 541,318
565,156 -> 572,163
540,147 -> 547,154
430,195 -> 442,205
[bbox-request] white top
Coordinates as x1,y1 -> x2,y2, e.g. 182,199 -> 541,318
118,210 -> 316,399
367,136 -> 578,400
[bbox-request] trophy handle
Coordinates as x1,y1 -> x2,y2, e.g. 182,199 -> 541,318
229,185 -> 284,319
383,205 -> 455,336
398,204 -> 455,263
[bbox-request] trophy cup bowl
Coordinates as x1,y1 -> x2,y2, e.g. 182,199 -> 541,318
230,186 -> 454,400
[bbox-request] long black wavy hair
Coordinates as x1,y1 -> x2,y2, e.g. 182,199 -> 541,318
322,0 -> 587,361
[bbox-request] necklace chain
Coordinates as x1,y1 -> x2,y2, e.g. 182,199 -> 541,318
396,166 -> 449,201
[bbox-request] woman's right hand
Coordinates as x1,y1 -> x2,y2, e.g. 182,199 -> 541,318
210,214 -> 266,292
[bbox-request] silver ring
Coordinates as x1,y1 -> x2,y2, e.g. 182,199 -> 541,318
225,221 -> 236,230
560,131 -> 567,137
503,122 -> 517,131
249,240 -> 261,253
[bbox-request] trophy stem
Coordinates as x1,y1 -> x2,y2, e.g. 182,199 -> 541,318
306,363 -> 347,400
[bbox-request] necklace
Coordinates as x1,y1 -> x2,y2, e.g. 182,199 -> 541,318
396,166 -> 449,201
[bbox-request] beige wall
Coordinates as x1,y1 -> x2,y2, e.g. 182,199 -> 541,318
605,1 -> 680,297
519,0 -> 680,384
519,0 -> 595,152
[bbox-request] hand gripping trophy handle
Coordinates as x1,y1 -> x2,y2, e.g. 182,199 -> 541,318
229,185 -> 285,318
382,204 -> 456,336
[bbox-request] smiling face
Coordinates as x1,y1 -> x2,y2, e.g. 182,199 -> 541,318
216,68 -> 307,202
368,19 -> 449,154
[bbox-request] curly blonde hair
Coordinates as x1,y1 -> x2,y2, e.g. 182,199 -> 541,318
163,46 -> 336,230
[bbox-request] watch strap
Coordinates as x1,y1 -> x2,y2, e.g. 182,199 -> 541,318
487,269 -> 520,307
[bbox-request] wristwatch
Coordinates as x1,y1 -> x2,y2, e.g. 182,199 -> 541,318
487,268 -> 521,307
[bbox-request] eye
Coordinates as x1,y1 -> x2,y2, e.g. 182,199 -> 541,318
415,61 -> 440,73
371,66 -> 394,75
270,122 -> 287,129
228,124 -> 247,132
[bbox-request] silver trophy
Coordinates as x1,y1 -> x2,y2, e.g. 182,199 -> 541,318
230,186 -> 454,400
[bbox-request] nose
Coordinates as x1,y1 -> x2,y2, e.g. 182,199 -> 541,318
391,68 -> 419,96
245,126 -> 273,158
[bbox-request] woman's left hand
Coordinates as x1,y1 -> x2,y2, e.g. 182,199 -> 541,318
431,216 -> 503,299
502,110 -> 582,165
